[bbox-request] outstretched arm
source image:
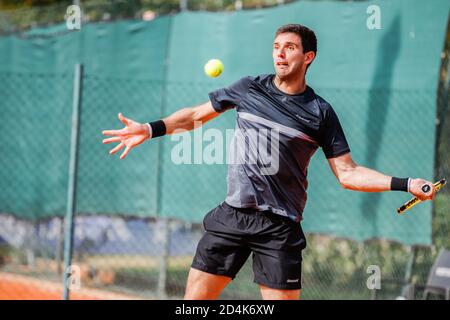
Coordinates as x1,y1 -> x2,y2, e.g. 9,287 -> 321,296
163,101 -> 221,133
327,152 -> 435,201
102,101 -> 220,159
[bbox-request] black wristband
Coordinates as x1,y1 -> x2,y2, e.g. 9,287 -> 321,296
391,177 -> 410,192
148,120 -> 166,138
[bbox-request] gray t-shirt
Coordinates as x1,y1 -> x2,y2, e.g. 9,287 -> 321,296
209,74 -> 350,222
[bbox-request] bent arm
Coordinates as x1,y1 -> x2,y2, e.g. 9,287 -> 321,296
327,153 -> 391,192
327,152 -> 435,200
163,101 -> 221,134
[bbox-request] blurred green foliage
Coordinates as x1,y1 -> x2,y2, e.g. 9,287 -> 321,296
1,0 -> 365,33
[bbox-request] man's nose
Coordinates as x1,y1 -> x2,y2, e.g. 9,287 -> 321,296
277,50 -> 285,58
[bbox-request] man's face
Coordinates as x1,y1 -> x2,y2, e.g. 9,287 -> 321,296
272,32 -> 311,79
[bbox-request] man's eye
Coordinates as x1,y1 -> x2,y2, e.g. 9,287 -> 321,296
288,46 -> 294,50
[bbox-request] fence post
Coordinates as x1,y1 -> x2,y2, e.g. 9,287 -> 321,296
63,63 -> 83,300
154,15 -> 173,300
157,218 -> 171,299
179,0 -> 188,11
56,217 -> 64,275
400,245 -> 418,299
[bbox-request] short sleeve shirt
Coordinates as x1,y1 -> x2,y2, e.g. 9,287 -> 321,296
209,74 -> 350,222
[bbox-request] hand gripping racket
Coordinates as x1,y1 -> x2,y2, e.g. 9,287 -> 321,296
397,178 -> 447,214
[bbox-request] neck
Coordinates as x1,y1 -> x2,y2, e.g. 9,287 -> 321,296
274,74 -> 306,95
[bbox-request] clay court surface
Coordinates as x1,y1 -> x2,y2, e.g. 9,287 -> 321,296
0,272 -> 140,300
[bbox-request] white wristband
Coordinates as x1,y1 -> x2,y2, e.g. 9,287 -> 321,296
145,123 -> 153,139
407,178 -> 411,193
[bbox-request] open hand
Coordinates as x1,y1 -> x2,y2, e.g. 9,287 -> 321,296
102,113 -> 150,159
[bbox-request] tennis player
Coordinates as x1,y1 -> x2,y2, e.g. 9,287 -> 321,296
102,24 -> 436,300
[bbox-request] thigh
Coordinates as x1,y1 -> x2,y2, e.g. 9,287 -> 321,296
191,203 -> 252,279
191,230 -> 251,279
184,268 -> 232,300
252,249 -> 303,290
250,216 -> 306,291
259,284 -> 301,300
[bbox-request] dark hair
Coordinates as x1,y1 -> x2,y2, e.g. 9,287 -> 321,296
275,24 -> 317,67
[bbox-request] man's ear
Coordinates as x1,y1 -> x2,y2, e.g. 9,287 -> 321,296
305,51 -> 315,66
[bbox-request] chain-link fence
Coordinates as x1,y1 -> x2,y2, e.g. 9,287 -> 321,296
0,0 -> 449,301
0,66 -> 449,300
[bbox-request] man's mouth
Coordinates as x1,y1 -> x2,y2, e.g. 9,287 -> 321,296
276,61 -> 288,66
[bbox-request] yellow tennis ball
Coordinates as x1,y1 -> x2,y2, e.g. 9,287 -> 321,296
204,59 -> 224,78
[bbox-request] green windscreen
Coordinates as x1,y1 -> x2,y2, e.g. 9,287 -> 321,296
0,0 -> 448,245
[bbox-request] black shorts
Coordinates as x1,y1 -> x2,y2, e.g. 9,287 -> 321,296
191,201 -> 307,290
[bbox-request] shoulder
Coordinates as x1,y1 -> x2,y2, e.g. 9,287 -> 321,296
227,75 -> 256,90
252,73 -> 273,82
228,74 -> 273,94
309,89 -> 337,120
251,73 -> 275,87
239,74 -> 277,94
235,74 -> 271,86
310,89 -> 331,111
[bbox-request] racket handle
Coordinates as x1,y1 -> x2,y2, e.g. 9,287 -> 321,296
397,178 -> 447,214
397,198 -> 421,214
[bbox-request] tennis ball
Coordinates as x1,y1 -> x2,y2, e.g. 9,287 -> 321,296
204,59 -> 224,78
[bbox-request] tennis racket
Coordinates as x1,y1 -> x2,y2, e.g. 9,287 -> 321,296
397,178 -> 447,214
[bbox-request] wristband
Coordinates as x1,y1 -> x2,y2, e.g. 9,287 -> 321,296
145,123 -> 152,137
147,120 -> 166,138
391,177 -> 410,192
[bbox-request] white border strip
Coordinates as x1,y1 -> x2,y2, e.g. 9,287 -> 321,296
237,112 -> 318,145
